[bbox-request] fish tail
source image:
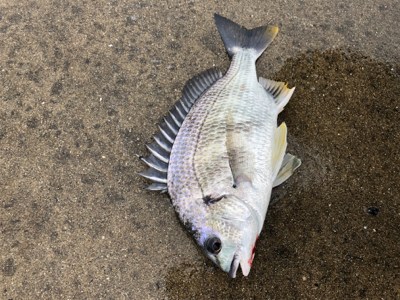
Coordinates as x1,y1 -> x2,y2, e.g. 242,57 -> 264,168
214,14 -> 278,59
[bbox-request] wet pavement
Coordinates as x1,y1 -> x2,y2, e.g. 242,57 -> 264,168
1,1 -> 399,299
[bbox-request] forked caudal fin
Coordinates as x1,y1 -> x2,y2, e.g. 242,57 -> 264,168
214,14 -> 279,59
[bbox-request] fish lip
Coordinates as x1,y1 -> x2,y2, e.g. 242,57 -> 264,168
239,257 -> 251,277
228,254 -> 240,278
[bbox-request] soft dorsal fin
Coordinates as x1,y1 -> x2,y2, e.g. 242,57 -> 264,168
259,77 -> 295,113
137,68 -> 222,193
272,123 -> 288,179
272,153 -> 301,187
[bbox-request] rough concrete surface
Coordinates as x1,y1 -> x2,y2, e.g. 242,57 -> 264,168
0,0 -> 399,299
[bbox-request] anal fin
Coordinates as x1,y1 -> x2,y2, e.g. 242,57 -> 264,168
272,123 -> 288,179
259,77 -> 295,113
272,153 -> 301,187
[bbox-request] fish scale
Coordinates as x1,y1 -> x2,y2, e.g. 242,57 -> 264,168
194,52 -> 275,216
138,14 -> 301,278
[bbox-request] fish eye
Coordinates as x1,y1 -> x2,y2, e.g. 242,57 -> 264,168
205,236 -> 222,254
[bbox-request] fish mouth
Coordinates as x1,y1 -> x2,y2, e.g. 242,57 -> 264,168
229,254 -> 252,278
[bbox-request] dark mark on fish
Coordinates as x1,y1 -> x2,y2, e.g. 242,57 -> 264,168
203,195 -> 225,205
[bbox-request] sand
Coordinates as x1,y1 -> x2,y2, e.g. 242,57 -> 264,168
1,1 -> 399,299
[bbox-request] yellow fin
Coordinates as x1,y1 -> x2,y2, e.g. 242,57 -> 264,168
259,78 -> 295,112
272,123 -> 288,179
273,153 -> 301,187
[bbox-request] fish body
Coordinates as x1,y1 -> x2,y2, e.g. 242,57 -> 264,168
138,14 -> 301,278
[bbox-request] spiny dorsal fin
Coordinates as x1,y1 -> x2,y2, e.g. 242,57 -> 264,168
259,77 -> 295,113
272,153 -> 301,187
272,123 -> 288,179
137,68 -> 222,193
145,182 -> 168,191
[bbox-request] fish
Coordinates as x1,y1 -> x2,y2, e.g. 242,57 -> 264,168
138,14 -> 301,278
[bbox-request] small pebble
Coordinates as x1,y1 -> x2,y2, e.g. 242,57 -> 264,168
365,207 -> 379,216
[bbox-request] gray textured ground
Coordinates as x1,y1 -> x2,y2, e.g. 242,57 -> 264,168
0,0 -> 399,299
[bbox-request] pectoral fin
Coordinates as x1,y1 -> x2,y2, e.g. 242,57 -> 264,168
273,153 -> 301,187
226,114 -> 255,187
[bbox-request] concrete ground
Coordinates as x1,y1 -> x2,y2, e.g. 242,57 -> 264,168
1,0 -> 399,299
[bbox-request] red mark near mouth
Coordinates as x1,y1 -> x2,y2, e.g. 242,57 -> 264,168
248,234 -> 259,267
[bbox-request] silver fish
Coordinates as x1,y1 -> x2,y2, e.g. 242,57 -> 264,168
138,14 -> 301,278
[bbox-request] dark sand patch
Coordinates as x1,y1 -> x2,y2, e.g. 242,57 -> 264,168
165,49 -> 400,299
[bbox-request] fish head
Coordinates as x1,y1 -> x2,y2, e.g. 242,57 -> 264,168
197,194 -> 260,278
